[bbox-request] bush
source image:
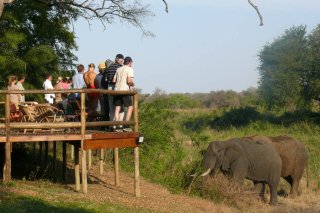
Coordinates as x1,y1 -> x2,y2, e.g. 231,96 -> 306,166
120,100 -> 187,192
190,174 -> 264,210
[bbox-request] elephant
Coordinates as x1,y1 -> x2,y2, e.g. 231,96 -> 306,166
243,135 -> 308,197
200,138 -> 282,205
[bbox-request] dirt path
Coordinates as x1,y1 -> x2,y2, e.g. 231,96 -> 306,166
78,165 -> 235,213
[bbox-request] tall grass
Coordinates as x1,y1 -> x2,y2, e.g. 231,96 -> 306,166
119,99 -> 320,206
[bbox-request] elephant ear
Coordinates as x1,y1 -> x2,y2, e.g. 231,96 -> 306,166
221,151 -> 231,171
221,145 -> 236,171
212,141 -> 225,154
212,142 -> 227,170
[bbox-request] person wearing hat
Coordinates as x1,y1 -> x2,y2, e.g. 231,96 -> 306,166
96,62 -> 106,89
95,62 -> 107,116
112,56 -> 135,132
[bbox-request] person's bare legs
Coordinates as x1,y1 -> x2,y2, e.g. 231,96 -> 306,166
114,106 -> 121,122
125,106 -> 133,121
119,105 -> 125,121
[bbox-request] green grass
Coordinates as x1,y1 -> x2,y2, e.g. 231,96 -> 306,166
118,103 -> 320,207
0,181 -> 150,213
3,99 -> 320,211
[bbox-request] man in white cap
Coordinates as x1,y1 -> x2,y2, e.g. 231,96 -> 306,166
96,62 -> 106,115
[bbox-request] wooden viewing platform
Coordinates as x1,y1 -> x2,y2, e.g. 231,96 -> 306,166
0,89 -> 141,197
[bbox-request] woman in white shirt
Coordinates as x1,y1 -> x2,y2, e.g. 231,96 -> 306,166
7,76 -> 21,108
43,74 -> 55,104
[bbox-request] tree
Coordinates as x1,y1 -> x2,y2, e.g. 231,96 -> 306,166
0,0 -> 263,26
0,0 -> 77,89
258,26 -> 308,109
0,0 -> 156,35
306,25 -> 320,101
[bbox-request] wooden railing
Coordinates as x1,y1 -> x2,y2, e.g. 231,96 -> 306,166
0,89 -> 138,130
0,89 -> 140,196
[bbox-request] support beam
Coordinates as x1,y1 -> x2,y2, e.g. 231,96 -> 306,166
44,142 -> 48,166
39,142 -> 42,166
134,147 -> 140,197
80,92 -> 87,194
71,145 -> 74,160
62,142 -> 67,182
53,141 -> 56,171
114,148 -> 119,186
87,149 -> 92,170
99,149 -> 104,175
33,143 -> 36,163
3,94 -> 11,183
74,144 -> 80,192
134,94 -> 140,197
81,150 -> 87,194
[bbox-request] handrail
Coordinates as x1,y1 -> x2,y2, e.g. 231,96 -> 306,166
0,89 -> 137,95
0,89 -> 139,132
1,88 -> 140,194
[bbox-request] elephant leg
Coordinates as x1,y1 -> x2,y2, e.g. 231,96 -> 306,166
253,181 -> 265,200
283,176 -> 293,195
284,175 -> 300,197
268,173 -> 280,206
290,178 -> 300,198
292,168 -> 304,196
269,183 -> 278,206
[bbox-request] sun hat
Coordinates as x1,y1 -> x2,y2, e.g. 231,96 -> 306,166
98,62 -> 106,69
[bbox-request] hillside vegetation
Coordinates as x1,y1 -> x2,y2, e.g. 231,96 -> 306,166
118,92 -> 320,210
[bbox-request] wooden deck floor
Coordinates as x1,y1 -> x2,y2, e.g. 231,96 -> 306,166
0,131 -> 139,150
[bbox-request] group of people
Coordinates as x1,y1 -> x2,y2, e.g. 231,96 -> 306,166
7,53 -> 135,132
71,54 -> 135,132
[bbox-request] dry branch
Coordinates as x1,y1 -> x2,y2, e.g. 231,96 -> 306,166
248,0 -> 263,26
162,0 -> 168,13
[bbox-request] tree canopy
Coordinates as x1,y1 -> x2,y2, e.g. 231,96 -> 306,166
0,0 -> 155,89
0,0 -> 78,88
258,25 -> 320,109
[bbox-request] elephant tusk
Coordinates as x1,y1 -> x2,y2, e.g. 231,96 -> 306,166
200,168 -> 212,177
190,174 -> 197,177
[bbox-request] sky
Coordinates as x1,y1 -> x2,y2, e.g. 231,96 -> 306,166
73,0 -> 320,94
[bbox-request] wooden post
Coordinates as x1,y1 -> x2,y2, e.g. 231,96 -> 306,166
39,142 -> 42,166
80,92 -> 87,194
87,149 -> 92,170
114,148 -> 119,186
62,141 -> 67,181
71,145 -> 74,160
99,149 -> 104,175
74,143 -> 80,192
44,142 -> 48,166
3,94 -> 11,183
134,94 -> 140,197
33,143 -> 36,163
53,141 -> 56,171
